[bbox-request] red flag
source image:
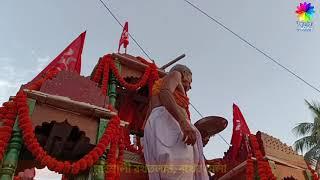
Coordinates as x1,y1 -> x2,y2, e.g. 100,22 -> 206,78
118,22 -> 129,53
29,31 -> 86,83
230,103 -> 251,160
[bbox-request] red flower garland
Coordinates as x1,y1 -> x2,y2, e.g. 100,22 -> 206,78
246,154 -> 254,180
1,69 -> 60,180
15,91 -> 122,176
249,134 -> 276,180
147,63 -> 160,97
0,54 -> 157,179
0,102 -> 17,162
93,54 -> 159,93
109,59 -> 152,91
116,128 -> 125,179
92,54 -> 159,156
92,58 -> 105,83
0,57 -> 128,179
105,139 -> 118,179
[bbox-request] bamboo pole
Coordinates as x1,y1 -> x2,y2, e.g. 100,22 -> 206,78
160,54 -> 186,70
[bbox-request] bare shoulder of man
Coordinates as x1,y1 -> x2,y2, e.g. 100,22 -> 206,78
161,71 -> 182,93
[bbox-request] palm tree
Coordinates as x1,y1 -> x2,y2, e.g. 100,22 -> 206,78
293,100 -> 320,171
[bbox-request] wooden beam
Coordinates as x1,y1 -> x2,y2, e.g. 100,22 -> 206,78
23,89 -> 116,119
218,160 -> 247,180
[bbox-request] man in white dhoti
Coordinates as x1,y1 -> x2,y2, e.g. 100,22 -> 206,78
143,64 -> 209,180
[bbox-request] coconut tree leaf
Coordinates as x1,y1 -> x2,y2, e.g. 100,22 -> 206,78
293,122 -> 314,137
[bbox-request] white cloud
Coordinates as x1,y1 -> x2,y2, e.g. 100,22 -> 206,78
35,56 -> 51,72
36,56 -> 50,63
0,57 -> 32,104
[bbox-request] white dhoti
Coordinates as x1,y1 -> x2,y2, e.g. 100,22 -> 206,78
143,106 -> 209,180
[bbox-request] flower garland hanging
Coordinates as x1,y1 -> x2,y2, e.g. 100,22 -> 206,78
0,67 -> 56,163
0,102 -> 17,162
246,153 -> 254,180
92,58 -> 105,84
109,59 -> 152,91
91,54 -> 160,157
93,54 -> 159,93
0,58 -> 126,179
249,134 -> 276,180
1,53 -> 158,179
105,137 -> 119,179
15,90 -> 122,176
116,128 -> 125,179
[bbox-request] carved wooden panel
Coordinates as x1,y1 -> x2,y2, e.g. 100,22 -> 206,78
35,120 -> 94,161
40,71 -> 106,107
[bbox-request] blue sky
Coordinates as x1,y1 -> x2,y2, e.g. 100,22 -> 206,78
1,0 -> 320,179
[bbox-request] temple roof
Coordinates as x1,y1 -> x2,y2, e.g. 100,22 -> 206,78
257,131 -> 307,169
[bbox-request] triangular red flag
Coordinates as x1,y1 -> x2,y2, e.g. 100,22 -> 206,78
230,103 -> 251,160
29,31 -> 86,84
118,22 -> 129,53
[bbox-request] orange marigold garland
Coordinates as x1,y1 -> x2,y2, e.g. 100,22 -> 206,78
92,54 -> 159,156
249,134 -> 276,180
92,58 -> 105,83
105,139 -> 119,179
109,59 -> 151,91
1,54 -> 157,179
0,102 -> 17,162
94,54 -> 158,92
147,63 -> 159,97
0,57 -> 130,179
15,91 -> 122,175
116,129 -> 125,179
246,154 -> 254,180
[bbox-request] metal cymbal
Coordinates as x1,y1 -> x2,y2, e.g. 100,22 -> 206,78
194,116 -> 228,136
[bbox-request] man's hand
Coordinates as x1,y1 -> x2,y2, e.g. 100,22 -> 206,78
180,121 -> 197,145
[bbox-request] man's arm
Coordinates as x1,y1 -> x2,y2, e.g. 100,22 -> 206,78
158,71 -> 196,145
159,71 -> 186,125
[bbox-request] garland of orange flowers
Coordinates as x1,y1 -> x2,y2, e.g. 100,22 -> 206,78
246,153 -> 254,180
0,60 -> 126,179
249,134 -> 276,180
115,127 -> 125,180
92,58 -> 105,84
0,102 -> 17,162
93,54 -> 159,95
92,54 -> 159,156
15,91 -> 122,175
0,69 -> 60,170
105,137 -> 118,179
0,67 -> 122,179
